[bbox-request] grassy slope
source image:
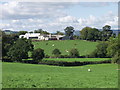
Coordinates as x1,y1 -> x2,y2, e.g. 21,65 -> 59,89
32,40 -> 98,56
3,62 -> 118,88
43,58 -> 111,62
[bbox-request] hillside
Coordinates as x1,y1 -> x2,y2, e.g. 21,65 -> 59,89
32,40 -> 98,56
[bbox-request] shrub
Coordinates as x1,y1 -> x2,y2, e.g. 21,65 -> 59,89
52,48 -> 61,57
7,38 -> 33,62
69,48 -> 79,58
89,42 -> 108,58
39,59 -> 111,66
32,48 -> 45,62
112,52 -> 120,64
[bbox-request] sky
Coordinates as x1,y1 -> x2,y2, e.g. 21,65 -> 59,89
0,1 -> 118,33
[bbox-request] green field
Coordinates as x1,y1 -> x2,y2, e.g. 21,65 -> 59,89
32,40 -> 98,56
43,58 -> 111,62
3,62 -> 118,88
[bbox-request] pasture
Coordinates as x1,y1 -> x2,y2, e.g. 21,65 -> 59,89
32,40 -> 98,56
2,62 -> 118,88
43,58 -> 111,62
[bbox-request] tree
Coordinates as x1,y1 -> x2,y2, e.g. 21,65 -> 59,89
64,26 -> 74,40
107,34 -> 120,64
80,27 -> 100,41
32,48 -> 45,62
69,48 -> 79,58
2,32 -> 19,59
52,48 -> 61,57
107,37 -> 119,57
111,52 -> 120,64
7,38 -> 34,62
101,25 -> 113,41
34,29 -> 50,35
103,25 -> 111,31
90,42 -> 108,58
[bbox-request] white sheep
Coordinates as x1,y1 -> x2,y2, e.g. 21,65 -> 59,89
52,44 -> 54,46
88,69 -> 91,72
66,50 -> 69,52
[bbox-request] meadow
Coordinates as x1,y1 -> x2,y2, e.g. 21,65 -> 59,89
43,58 -> 111,62
2,62 -> 118,88
32,40 -> 98,56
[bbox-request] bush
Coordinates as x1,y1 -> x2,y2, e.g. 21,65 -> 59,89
32,48 -> 45,62
69,48 -> 79,58
39,59 -> 111,66
89,42 -> 108,58
112,52 -> 120,64
52,48 -> 61,57
7,38 -> 34,62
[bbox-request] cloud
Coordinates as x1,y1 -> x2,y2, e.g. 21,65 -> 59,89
0,2 -> 118,32
77,11 -> 118,30
1,2 -> 78,20
104,16 -> 118,26
57,15 -> 79,23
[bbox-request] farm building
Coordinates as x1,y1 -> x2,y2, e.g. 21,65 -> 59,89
19,33 -> 65,40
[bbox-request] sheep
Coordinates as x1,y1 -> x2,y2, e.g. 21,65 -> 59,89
52,44 -> 54,46
88,69 -> 91,72
65,50 -> 69,52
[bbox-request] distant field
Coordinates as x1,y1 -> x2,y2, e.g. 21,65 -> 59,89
3,62 -> 118,88
32,40 -> 98,56
43,58 -> 111,62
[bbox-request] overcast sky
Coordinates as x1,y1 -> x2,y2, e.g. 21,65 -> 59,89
0,2 -> 118,32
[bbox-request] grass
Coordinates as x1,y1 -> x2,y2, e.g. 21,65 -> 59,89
43,58 -> 111,62
32,40 -> 98,56
2,62 -> 118,88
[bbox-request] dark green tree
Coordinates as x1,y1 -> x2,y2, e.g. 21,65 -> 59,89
7,38 -> 34,62
52,48 -> 61,57
103,25 -> 111,31
80,27 -> 100,41
32,48 -> 45,62
101,25 -> 113,41
69,48 -> 79,58
80,27 -> 89,40
2,32 -> 19,59
111,52 -> 120,64
109,34 -> 120,64
64,26 -> 74,40
107,36 -> 119,57
34,29 -> 49,35
90,42 -> 108,58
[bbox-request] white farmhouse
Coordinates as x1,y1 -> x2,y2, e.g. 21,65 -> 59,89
19,33 -> 65,40
19,33 -> 40,39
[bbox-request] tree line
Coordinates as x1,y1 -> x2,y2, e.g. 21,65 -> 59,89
80,25 -> 116,41
15,25 -> 116,41
1,24 -> 119,64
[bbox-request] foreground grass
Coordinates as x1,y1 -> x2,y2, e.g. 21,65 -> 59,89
32,40 -> 98,56
2,62 -> 118,88
43,58 -> 111,62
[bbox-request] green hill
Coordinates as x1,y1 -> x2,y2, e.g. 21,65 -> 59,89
32,40 -> 98,56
